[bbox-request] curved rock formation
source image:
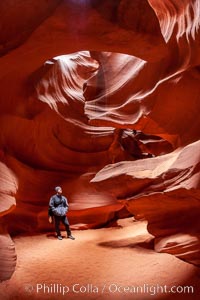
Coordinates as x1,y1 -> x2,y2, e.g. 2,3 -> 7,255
0,222 -> 16,282
0,161 -> 17,281
0,0 -> 200,280
92,140 -> 200,265
0,0 -> 61,56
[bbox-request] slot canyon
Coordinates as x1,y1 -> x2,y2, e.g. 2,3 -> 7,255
0,0 -> 200,299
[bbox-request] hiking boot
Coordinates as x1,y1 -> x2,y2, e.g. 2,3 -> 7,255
67,235 -> 75,240
57,235 -> 63,240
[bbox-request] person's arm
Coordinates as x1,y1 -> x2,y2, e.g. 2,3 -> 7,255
49,196 -> 56,215
48,206 -> 53,216
63,197 -> 69,212
48,196 -> 56,223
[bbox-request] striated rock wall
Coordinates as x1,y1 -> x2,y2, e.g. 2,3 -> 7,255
0,0 -> 200,280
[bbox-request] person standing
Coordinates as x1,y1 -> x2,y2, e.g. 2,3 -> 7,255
49,186 -> 75,240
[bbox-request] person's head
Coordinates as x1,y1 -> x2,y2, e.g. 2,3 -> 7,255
55,186 -> 62,194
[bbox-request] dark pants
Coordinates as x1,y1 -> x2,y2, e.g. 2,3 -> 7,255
54,215 -> 71,236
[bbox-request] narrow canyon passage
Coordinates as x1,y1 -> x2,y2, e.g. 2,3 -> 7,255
1,1 -> 200,298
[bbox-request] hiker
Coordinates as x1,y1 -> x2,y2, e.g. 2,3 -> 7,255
48,186 -> 75,240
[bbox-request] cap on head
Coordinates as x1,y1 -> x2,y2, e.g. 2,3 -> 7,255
55,186 -> 62,192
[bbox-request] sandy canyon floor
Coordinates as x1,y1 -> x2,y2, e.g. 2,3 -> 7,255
0,218 -> 200,300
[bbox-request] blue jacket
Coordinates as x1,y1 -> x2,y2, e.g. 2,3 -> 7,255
49,194 -> 69,217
